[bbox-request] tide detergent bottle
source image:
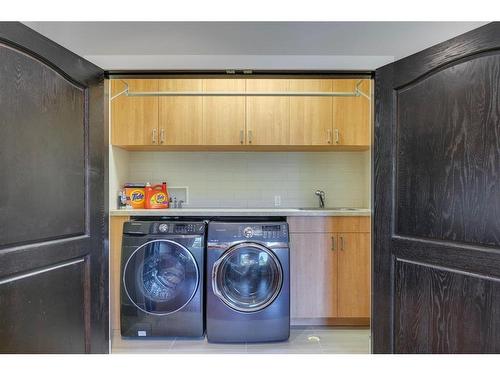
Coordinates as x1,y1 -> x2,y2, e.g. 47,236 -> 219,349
145,182 -> 169,209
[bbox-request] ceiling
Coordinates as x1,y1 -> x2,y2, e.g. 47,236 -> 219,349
24,22 -> 488,71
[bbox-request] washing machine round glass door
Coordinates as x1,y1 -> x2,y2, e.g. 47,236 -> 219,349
123,239 -> 199,315
213,242 -> 283,313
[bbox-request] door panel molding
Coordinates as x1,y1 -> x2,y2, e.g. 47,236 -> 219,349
392,234 -> 500,253
395,49 -> 500,91
395,257 -> 500,284
0,23 -> 103,86
393,23 -> 500,88
394,51 -> 500,247
0,43 -> 90,250
0,257 -> 85,285
0,42 -> 87,90
394,241 -> 500,282
0,235 -> 91,277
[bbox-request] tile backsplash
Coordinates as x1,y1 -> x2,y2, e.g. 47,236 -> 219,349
121,151 -> 370,209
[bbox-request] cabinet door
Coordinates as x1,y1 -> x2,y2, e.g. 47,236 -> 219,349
289,79 -> 333,145
111,79 -> 159,146
158,79 -> 203,145
337,232 -> 371,317
332,79 -> 371,146
290,233 -> 338,319
203,79 -> 246,145
246,79 -> 289,145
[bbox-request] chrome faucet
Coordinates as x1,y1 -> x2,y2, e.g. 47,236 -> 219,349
315,190 -> 325,208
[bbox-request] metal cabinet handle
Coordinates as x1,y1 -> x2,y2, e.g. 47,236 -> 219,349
152,128 -> 157,144
160,128 -> 165,144
327,129 -> 332,144
334,129 -> 340,144
248,130 -> 253,144
340,235 -> 345,251
331,235 -> 336,251
240,129 -> 244,144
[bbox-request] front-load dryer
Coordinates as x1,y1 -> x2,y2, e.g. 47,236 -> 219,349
120,220 -> 205,338
206,221 -> 290,343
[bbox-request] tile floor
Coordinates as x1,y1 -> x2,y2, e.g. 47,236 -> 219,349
112,327 -> 371,354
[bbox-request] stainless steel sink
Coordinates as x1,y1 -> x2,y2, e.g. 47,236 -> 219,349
297,207 -> 358,211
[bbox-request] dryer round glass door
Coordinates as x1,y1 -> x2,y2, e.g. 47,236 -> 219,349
212,243 -> 283,313
123,239 -> 199,315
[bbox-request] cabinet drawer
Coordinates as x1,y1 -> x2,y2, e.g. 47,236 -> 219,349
287,216 -> 370,233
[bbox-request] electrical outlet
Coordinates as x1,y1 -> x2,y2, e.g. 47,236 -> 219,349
274,195 -> 281,207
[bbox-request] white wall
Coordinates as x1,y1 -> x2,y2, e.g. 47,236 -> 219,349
117,151 -> 370,209
109,146 -> 130,209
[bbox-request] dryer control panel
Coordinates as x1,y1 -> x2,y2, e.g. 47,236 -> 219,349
207,222 -> 289,246
239,224 -> 288,241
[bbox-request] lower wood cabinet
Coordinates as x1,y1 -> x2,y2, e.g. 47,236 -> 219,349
288,216 -> 371,325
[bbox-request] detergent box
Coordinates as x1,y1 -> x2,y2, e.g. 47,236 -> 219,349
124,183 -> 146,209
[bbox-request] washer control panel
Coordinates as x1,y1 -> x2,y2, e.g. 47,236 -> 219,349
124,221 -> 206,236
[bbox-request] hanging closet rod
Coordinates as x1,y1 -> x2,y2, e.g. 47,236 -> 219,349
111,80 -> 370,100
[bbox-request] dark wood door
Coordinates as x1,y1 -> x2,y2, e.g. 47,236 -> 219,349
373,22 -> 500,353
0,23 -> 108,353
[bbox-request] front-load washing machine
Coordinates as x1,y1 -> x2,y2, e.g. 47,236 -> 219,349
120,220 -> 205,338
206,221 -> 290,343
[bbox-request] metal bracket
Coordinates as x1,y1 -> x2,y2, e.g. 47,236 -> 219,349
354,80 -> 371,100
110,80 -> 130,100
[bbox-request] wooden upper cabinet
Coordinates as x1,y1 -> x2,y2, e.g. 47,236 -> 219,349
158,79 -> 203,145
290,233 -> 338,319
289,79 -> 333,145
332,79 -> 371,146
203,79 -> 246,145
111,77 -> 371,149
111,79 -> 159,146
246,79 -> 290,145
337,232 -> 371,318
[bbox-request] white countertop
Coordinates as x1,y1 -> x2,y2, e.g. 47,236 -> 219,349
110,208 -> 371,217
